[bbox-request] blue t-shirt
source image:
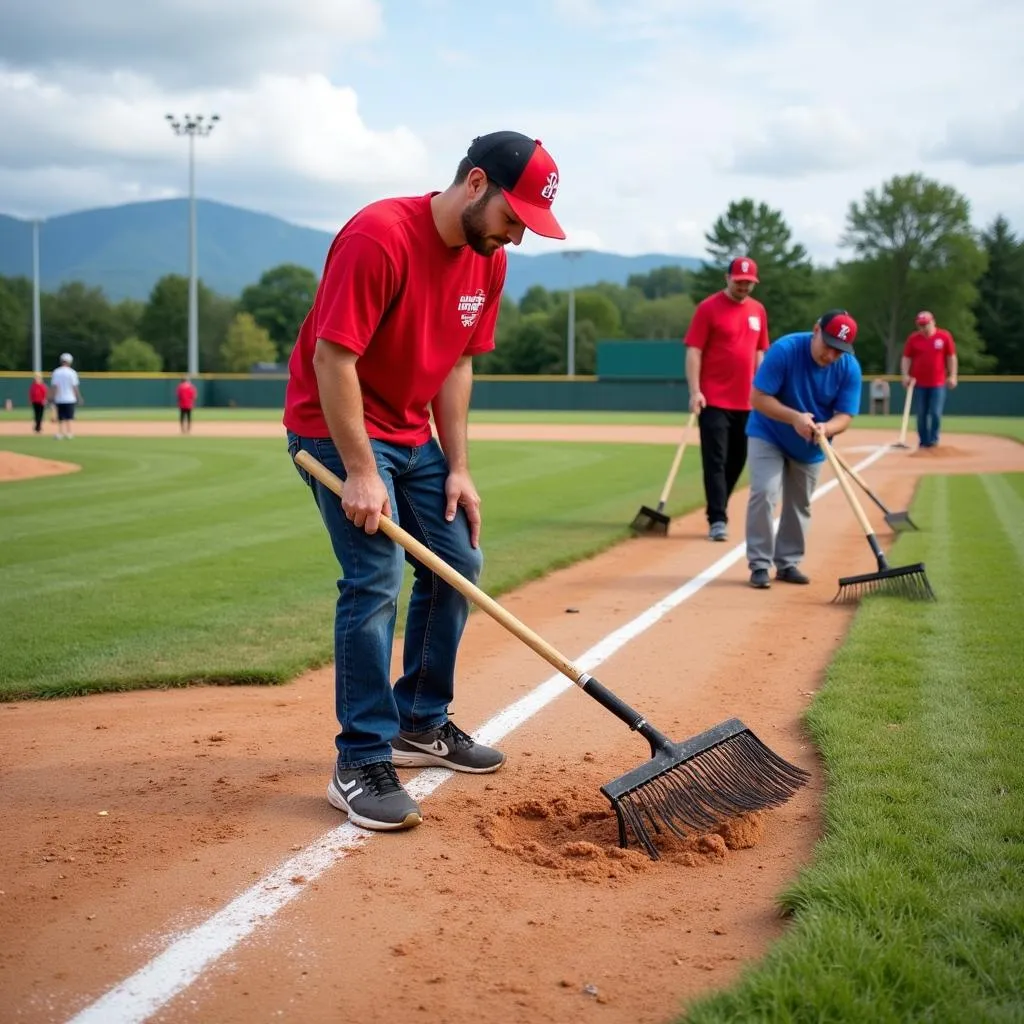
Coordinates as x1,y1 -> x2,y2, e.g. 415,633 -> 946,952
746,332 -> 862,463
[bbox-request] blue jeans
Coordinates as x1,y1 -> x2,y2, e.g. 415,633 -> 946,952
287,432 -> 483,767
916,386 -> 947,447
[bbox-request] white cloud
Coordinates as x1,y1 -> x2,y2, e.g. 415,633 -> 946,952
928,104 -> 1024,167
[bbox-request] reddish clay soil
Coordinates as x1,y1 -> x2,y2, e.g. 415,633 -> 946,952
0,423 -> 1020,1024
0,451 -> 80,482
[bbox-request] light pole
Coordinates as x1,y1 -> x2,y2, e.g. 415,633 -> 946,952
562,250 -> 585,376
165,113 -> 220,376
32,219 -> 43,374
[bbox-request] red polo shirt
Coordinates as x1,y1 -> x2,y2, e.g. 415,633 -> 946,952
903,329 -> 956,387
176,381 -> 197,410
283,194 -> 505,446
28,380 -> 47,404
684,291 -> 770,410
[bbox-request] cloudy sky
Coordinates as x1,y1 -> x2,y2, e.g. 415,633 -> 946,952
1,0 -> 1021,263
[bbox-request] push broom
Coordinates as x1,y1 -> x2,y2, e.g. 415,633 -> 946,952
817,435 -> 935,602
630,412 -> 696,536
294,449 -> 810,860
829,445 -> 918,533
891,379 -> 915,449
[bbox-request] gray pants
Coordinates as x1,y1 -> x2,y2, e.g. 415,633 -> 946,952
745,436 -> 822,571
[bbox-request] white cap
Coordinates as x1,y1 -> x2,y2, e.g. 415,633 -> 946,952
60,352 -> 73,364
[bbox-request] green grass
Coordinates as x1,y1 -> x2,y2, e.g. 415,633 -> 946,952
1,406 -> 1021,441
682,472 -> 1024,1024
0,436 -> 703,699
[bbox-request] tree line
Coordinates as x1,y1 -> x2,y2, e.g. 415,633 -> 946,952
0,173 -> 1021,376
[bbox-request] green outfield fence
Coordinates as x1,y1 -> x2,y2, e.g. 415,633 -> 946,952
1,371 -> 1022,416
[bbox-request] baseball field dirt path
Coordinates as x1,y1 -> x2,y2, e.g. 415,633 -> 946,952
1,425 -> 1020,1024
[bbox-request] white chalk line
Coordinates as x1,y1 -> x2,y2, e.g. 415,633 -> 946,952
65,446 -> 890,1024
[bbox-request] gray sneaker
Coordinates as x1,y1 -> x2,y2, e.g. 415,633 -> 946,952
327,760 -> 423,831
709,521 -> 728,542
391,720 -> 505,774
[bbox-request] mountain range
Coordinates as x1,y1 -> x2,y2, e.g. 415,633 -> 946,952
0,199 -> 702,303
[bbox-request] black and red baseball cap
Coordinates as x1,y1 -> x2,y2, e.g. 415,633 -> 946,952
817,309 -> 858,353
466,131 -> 565,239
727,256 -> 759,282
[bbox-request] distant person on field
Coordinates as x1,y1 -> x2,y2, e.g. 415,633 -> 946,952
745,310 -> 863,590
176,375 -> 197,434
28,373 -> 48,433
284,131 -> 565,834
901,311 -> 958,449
684,256 -> 770,543
49,353 -> 82,440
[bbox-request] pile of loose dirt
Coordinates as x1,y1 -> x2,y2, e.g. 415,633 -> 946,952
0,450 -> 80,482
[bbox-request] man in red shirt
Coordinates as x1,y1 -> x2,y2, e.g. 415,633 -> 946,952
684,256 -> 770,541
28,373 -> 48,433
176,375 -> 197,434
901,311 -> 958,448
284,131 -> 565,833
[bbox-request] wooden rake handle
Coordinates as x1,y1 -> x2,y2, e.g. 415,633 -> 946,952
827,444 -> 872,494
817,433 -> 876,538
657,411 -> 697,506
293,449 -> 584,685
897,379 -> 915,445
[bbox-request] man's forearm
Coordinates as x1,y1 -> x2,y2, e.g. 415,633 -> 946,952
313,340 -> 376,474
685,347 -> 702,395
819,413 -> 853,438
432,356 -> 473,472
751,390 -> 799,426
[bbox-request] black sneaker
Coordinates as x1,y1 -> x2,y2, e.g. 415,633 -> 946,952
391,720 -> 505,774
327,760 -> 423,831
776,566 -> 811,584
749,568 -> 771,589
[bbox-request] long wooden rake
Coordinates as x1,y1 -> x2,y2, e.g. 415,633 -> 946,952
294,448 -> 810,860
818,435 -> 935,603
830,446 -> 919,533
891,379 -> 915,449
630,412 -> 696,536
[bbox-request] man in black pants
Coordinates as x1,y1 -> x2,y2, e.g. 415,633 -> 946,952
684,257 -> 770,541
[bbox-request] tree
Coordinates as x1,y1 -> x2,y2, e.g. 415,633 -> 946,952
0,277 -> 30,370
107,336 -> 163,372
622,293 -> 695,339
139,275 -> 237,372
840,174 -> 989,372
239,263 -> 318,359
40,282 -> 123,371
219,312 -> 277,372
496,312 -> 564,374
692,199 -> 818,336
519,285 -> 553,316
627,265 -> 693,300
973,215 -> 1024,374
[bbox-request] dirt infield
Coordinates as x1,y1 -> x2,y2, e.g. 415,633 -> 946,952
1,424 -> 1021,1024
0,450 -> 80,482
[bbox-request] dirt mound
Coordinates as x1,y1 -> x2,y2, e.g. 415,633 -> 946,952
0,450 -> 80,482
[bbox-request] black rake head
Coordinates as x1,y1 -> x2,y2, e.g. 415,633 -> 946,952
832,562 -> 936,603
599,718 -> 811,860
630,505 -> 670,536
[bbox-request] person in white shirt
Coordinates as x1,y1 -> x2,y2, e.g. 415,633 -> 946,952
49,353 -> 83,439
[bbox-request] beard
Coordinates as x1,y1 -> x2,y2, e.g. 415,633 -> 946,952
460,194 -> 505,257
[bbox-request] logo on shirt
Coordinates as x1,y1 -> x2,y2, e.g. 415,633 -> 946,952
540,172 -> 559,201
934,338 -> 943,349
748,315 -> 761,331
458,289 -> 487,328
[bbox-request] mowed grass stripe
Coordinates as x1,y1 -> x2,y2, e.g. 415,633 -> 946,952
682,472 -> 1024,1024
0,436 -> 703,698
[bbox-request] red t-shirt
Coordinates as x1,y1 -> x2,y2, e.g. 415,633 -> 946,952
684,291 -> 770,410
283,194 -> 505,445
176,382 -> 197,410
28,381 -> 47,404
903,329 -> 955,387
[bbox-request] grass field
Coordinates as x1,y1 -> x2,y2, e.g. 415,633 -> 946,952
1,407 -> 1023,442
683,472 -> 1024,1023
0,436 -> 703,699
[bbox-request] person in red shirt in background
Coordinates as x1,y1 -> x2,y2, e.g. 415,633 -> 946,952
684,256 -> 770,541
284,131 -> 565,834
901,311 -> 958,448
28,373 -> 48,433
176,375 -> 197,434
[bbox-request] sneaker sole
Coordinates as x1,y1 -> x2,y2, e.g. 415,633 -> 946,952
326,780 -> 423,831
390,749 -> 506,774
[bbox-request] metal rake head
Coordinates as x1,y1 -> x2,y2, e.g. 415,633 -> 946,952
630,505 -> 670,536
884,511 -> 919,533
833,562 -> 936,604
600,720 -> 811,860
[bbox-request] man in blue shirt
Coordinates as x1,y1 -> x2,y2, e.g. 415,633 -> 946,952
745,310 -> 862,589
